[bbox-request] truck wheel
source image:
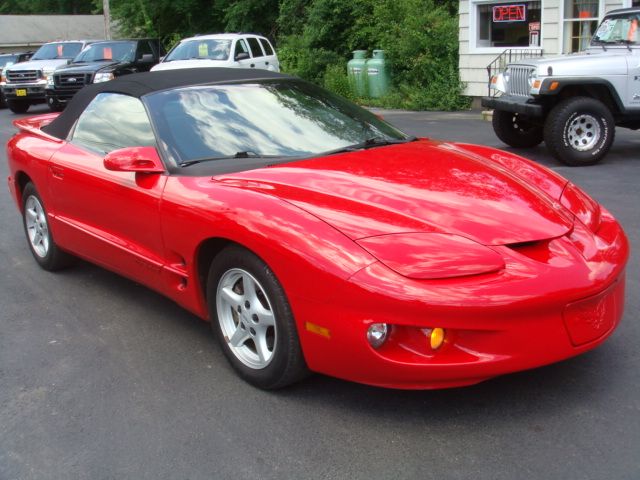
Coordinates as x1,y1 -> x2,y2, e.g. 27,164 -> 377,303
544,97 -> 615,166
492,110 -> 543,148
7,100 -> 29,114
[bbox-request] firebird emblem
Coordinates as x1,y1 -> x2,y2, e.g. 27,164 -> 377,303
578,297 -> 608,331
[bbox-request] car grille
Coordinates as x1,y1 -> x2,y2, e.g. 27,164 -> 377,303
53,72 -> 92,90
506,66 -> 535,97
7,70 -> 39,83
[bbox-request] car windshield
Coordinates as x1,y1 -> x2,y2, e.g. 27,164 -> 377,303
73,41 -> 136,63
32,42 -> 83,60
592,12 -> 640,45
0,55 -> 17,68
144,80 -> 409,166
164,39 -> 232,62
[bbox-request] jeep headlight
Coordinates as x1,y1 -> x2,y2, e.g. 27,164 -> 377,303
490,71 -> 508,93
93,72 -> 115,83
528,70 -> 543,94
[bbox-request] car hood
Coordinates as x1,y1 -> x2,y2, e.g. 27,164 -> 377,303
7,59 -> 70,72
513,51 -> 629,76
55,61 -> 121,73
215,141 -> 574,245
151,59 -> 230,71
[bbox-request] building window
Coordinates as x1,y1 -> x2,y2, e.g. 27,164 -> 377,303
563,0 -> 600,52
476,1 -> 542,48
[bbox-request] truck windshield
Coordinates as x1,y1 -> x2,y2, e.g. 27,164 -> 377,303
32,42 -> 84,60
73,41 -> 137,63
592,12 -> 640,45
164,39 -> 232,62
0,55 -> 17,68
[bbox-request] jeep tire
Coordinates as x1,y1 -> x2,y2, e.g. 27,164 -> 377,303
7,99 -> 30,114
544,96 -> 615,166
492,110 -> 544,148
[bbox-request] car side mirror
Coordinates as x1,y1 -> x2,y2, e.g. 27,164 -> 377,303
104,146 -> 164,173
235,52 -> 250,61
139,53 -> 155,63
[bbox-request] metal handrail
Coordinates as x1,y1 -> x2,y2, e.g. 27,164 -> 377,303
486,48 -> 544,96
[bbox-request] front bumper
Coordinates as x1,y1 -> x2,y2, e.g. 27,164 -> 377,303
2,83 -> 46,102
46,87 -> 81,104
482,95 -> 544,117
294,211 -> 628,389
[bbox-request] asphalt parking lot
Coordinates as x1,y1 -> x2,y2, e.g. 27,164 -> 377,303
0,104 -> 638,480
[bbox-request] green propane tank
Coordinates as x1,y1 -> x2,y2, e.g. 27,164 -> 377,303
347,50 -> 368,97
367,49 -> 390,98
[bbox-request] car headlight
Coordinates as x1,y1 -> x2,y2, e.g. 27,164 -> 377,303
93,72 -> 115,83
356,232 -> 505,280
560,183 -> 601,232
46,75 -> 54,87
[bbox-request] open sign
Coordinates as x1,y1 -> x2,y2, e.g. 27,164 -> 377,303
493,4 -> 526,22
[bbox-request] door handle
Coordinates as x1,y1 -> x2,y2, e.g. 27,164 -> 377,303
49,165 -> 65,179
250,64 -> 255,68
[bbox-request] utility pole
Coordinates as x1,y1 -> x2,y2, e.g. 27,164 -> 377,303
103,0 -> 111,40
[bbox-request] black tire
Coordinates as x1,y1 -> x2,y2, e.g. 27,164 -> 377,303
492,110 -> 543,148
207,245 -> 308,389
543,96 -> 615,166
0,91 -> 6,109
21,183 -> 71,271
47,96 -> 65,112
7,99 -> 29,114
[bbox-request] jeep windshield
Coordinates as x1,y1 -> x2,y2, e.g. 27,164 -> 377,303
32,42 -> 84,60
592,12 -> 640,46
73,41 -> 136,63
164,39 -> 232,62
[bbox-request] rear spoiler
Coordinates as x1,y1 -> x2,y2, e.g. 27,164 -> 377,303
13,113 -> 64,143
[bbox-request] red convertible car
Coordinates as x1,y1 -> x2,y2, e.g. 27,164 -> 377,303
6,69 -> 628,389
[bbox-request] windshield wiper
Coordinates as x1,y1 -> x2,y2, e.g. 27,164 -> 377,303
179,151 -> 284,167
322,136 -> 418,156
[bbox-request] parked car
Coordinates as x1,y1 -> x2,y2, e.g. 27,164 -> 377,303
2,40 -> 95,113
7,68 -> 628,390
0,51 -> 33,107
151,33 -> 279,72
483,7 -> 640,166
45,39 -> 162,111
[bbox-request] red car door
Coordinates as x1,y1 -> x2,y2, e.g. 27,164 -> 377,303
47,93 -> 168,291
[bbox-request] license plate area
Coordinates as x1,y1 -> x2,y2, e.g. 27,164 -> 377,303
16,89 -> 27,97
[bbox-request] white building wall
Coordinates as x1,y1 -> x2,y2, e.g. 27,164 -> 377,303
459,0 -> 629,98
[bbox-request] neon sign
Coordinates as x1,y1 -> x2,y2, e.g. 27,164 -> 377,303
493,4 -> 526,22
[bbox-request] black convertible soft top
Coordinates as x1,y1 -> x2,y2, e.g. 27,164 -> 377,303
43,67 -> 292,140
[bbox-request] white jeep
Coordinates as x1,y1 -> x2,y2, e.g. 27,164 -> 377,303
482,7 -> 640,166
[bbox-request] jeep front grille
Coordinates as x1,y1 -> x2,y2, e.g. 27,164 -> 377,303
7,70 -> 39,83
54,72 -> 92,90
506,66 -> 534,97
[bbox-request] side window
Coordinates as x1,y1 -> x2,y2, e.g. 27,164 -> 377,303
247,37 -> 264,57
234,39 -> 250,58
71,93 -> 156,154
136,40 -> 154,60
259,38 -> 274,56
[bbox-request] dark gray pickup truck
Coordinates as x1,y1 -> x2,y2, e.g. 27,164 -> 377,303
45,39 -> 162,111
